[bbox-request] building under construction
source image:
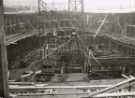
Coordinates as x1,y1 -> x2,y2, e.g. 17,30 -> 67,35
1,0 -> 135,98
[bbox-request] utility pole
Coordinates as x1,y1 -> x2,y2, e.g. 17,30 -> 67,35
38,0 -> 41,13
0,0 -> 9,98
68,0 -> 71,12
80,0 -> 84,13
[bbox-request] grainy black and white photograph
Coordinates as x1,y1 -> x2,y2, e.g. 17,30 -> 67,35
0,0 -> 135,98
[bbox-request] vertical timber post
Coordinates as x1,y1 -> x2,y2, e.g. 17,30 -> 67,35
0,0 -> 9,98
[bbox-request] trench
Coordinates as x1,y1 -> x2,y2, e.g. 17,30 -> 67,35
6,33 -> 135,81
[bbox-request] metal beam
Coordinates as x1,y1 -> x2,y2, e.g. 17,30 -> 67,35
0,0 -> 9,97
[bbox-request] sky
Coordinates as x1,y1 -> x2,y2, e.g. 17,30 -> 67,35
4,0 -> 135,13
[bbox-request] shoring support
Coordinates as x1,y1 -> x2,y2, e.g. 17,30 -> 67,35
0,0 -> 9,98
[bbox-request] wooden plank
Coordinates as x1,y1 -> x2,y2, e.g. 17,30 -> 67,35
9,85 -> 111,90
6,29 -> 38,46
89,77 -> 135,97
94,92 -> 135,97
91,56 -> 135,66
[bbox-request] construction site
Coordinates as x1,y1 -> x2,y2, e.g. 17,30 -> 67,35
1,0 -> 135,98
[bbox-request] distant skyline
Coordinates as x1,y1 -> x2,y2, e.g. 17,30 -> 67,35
4,0 -> 135,13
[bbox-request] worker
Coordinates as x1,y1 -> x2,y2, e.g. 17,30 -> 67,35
49,89 -> 56,96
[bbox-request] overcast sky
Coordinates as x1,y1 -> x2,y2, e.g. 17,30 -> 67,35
4,0 -> 135,12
